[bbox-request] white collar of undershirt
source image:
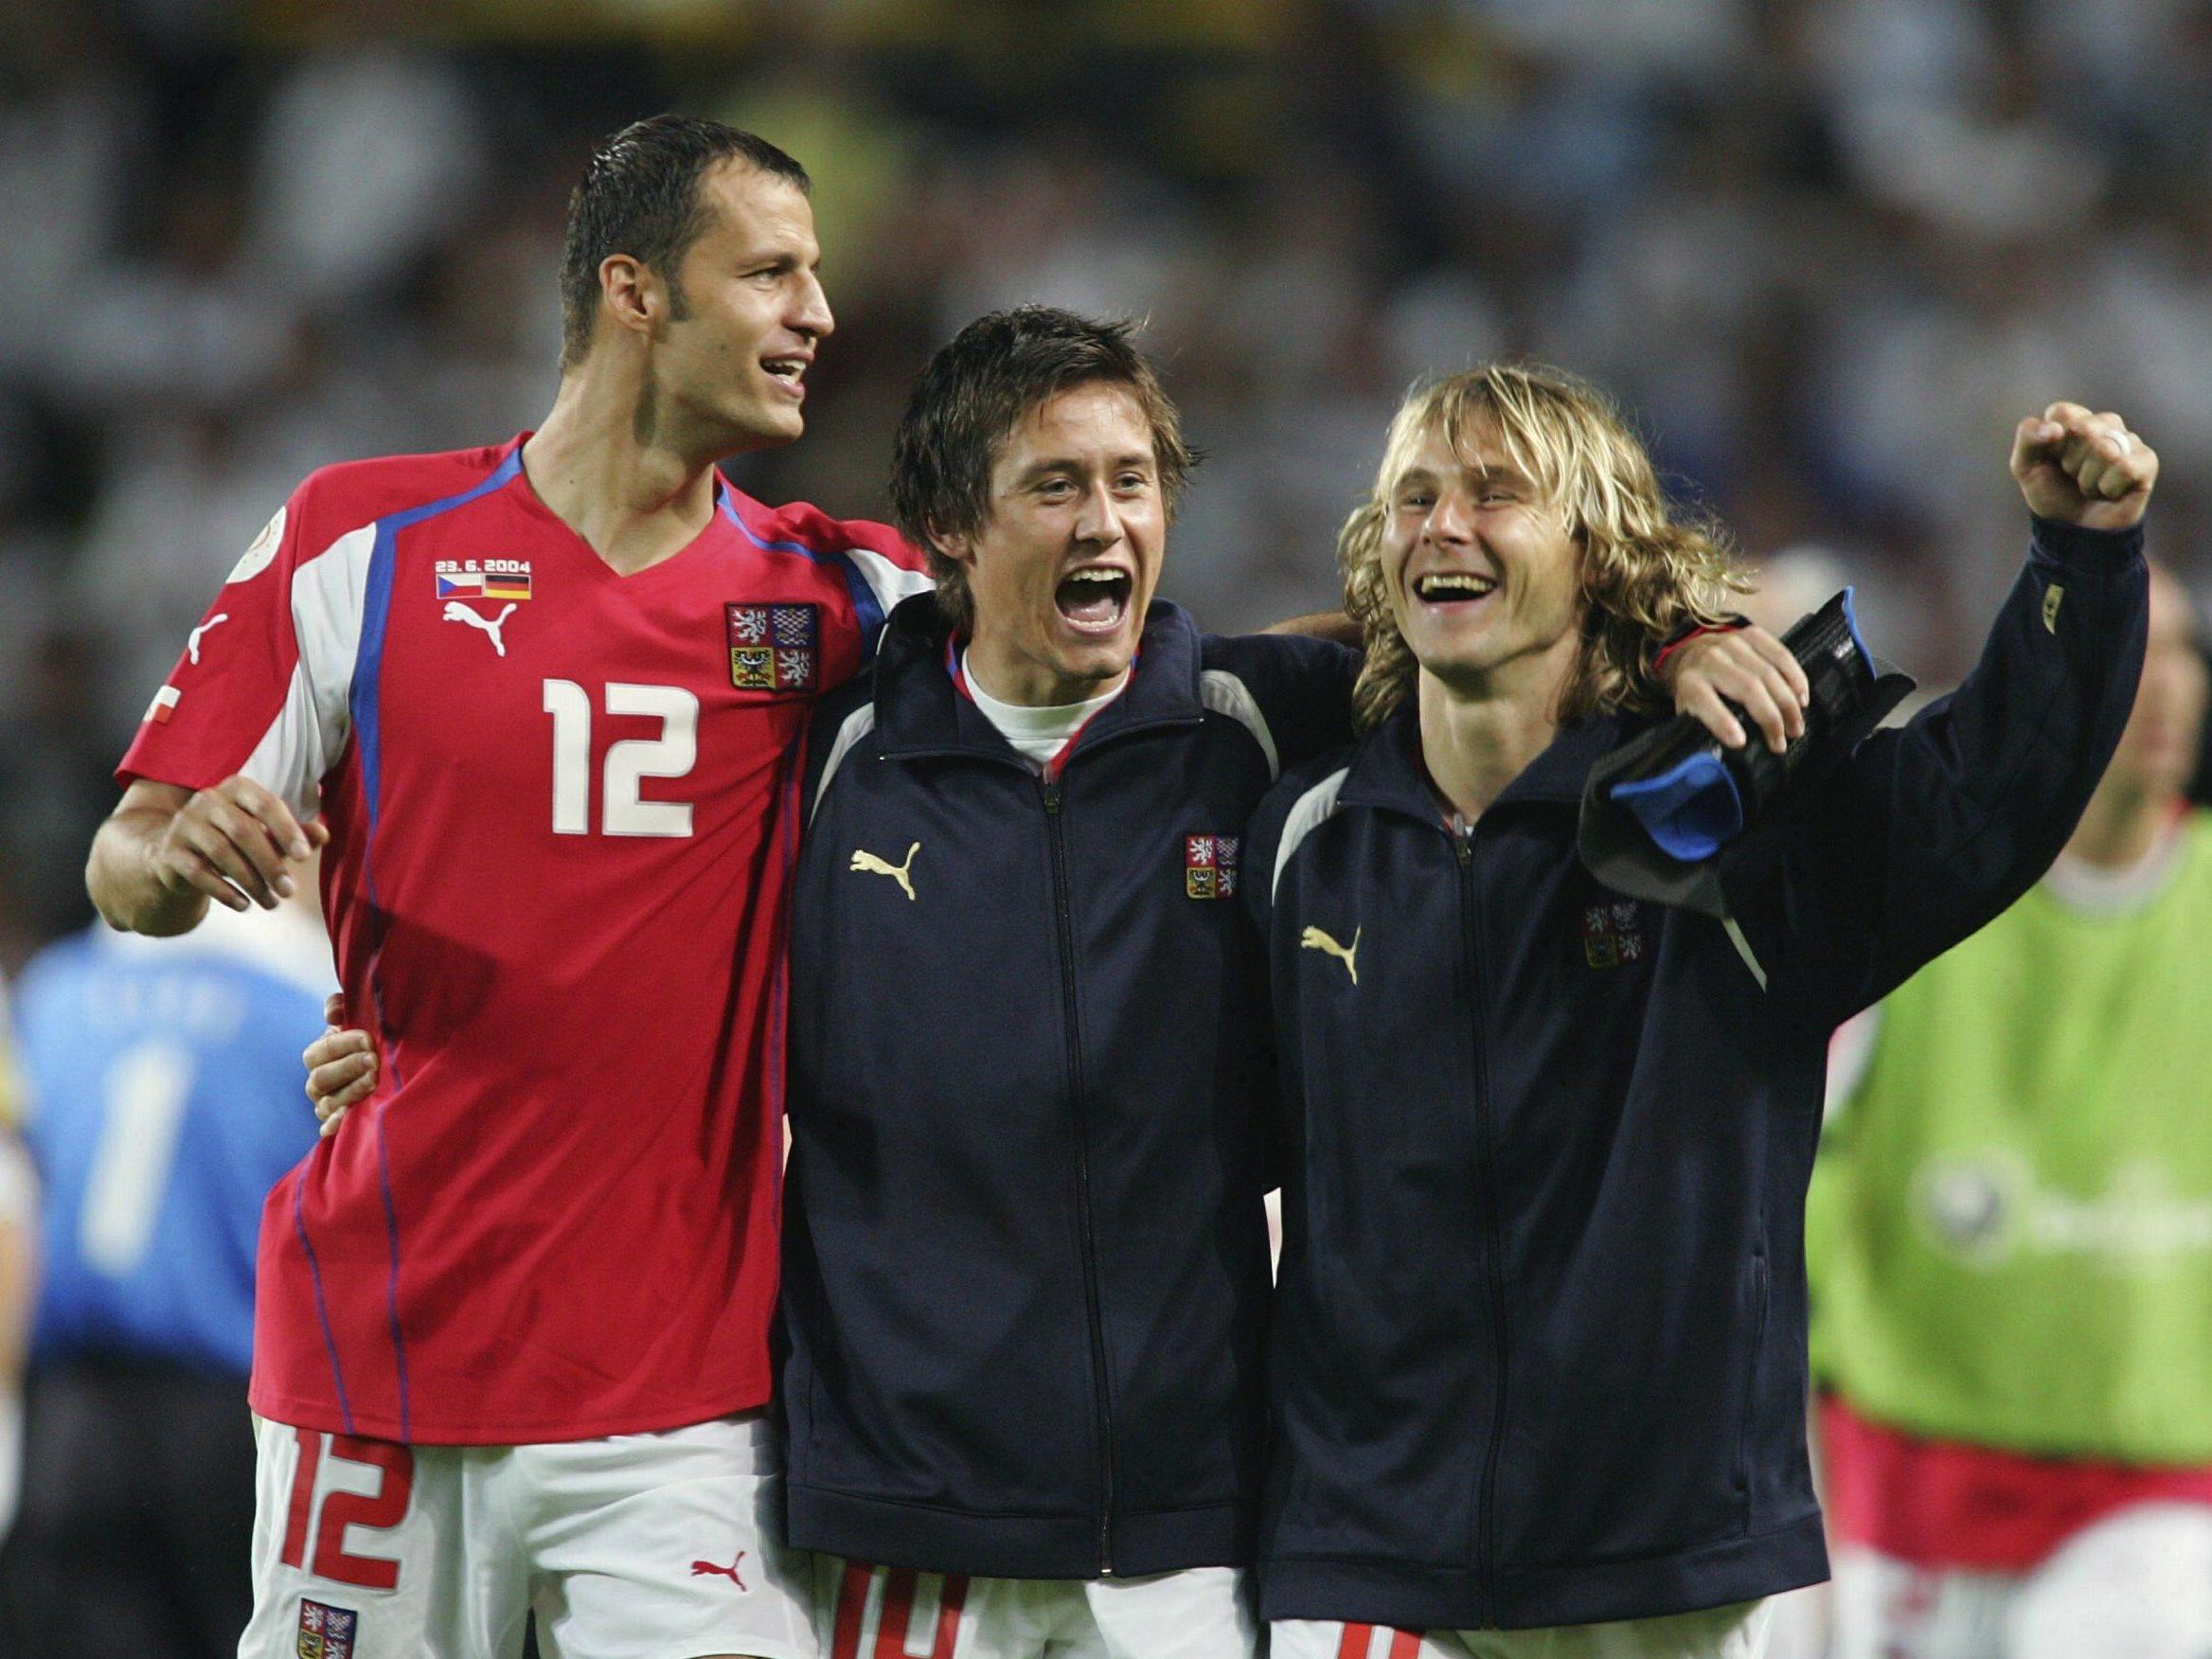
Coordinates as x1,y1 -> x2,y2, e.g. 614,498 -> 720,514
2043,811 -> 2190,918
961,649 -> 1128,768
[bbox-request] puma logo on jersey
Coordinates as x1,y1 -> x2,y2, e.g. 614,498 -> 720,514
443,601 -> 516,657
850,842 -> 919,901
688,1550 -> 748,1591
187,614 -> 229,664
1301,924 -> 1361,985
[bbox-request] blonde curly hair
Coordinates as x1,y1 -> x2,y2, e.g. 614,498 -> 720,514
1342,363 -> 1751,730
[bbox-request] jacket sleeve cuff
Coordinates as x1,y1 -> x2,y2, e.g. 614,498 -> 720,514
2028,514 -> 2146,578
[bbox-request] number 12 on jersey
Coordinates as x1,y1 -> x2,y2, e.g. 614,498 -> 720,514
542,679 -> 699,838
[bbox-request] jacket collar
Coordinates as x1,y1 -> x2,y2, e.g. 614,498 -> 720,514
871,594 -> 1209,763
1337,697 -> 1634,828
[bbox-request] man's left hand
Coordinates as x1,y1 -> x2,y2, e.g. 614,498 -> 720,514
1665,624 -> 1810,755
305,992 -> 377,1138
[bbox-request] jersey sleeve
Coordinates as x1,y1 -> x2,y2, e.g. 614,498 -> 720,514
830,513 -> 931,580
724,490 -> 936,664
817,514 -> 934,656
116,476 -> 373,815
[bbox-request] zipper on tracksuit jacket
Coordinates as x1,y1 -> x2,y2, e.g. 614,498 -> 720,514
1041,776 -> 1119,1576
1457,830 -> 1512,1626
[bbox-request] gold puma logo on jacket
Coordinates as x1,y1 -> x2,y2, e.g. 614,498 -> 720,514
850,842 -> 920,901
1301,925 -> 1360,985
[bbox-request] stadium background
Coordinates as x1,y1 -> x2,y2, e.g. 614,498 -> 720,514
7,0 -> 2212,965
1,0 -> 2208,1650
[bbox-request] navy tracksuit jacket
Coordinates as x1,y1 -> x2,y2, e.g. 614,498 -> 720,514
1243,520 -> 2147,1631
781,595 -> 1353,1579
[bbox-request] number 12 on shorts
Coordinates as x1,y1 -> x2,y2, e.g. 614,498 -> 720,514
281,1428 -> 415,1590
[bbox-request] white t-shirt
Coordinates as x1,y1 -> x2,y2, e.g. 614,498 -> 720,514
962,650 -> 1128,772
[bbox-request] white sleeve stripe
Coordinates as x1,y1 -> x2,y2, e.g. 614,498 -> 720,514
240,661 -> 329,816
844,545 -> 935,625
240,523 -> 373,815
1198,669 -> 1280,779
1273,767 -> 1351,901
812,704 -> 879,825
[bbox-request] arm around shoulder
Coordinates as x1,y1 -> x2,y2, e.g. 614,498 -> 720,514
1207,630 -> 1363,775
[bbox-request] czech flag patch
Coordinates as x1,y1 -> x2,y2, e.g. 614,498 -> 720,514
435,559 -> 532,602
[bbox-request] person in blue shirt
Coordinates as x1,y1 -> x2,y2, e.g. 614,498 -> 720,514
0,887 -> 330,1659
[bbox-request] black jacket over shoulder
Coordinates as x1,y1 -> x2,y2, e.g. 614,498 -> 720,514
781,596 -> 1354,1580
1243,521 -> 2148,1632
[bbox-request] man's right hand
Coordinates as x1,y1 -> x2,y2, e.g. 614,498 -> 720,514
305,994 -> 379,1139
89,776 -> 330,936
2010,402 -> 2157,532
152,776 -> 327,911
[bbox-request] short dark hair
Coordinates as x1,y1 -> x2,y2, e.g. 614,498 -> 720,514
558,115 -> 811,369
888,307 -> 1199,630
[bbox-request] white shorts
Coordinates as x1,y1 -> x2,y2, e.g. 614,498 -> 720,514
1275,1597 -> 1769,1659
239,1410 -> 814,1659
815,1558 -> 1257,1658
1830,1504 -> 2212,1659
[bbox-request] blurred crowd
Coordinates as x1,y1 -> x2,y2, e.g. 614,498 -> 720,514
5,0 -> 2212,966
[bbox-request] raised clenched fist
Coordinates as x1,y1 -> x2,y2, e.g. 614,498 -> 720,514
2011,402 -> 2157,533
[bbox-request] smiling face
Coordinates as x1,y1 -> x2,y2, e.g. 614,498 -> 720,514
1380,419 -> 1586,708
947,381 -> 1166,706
652,161 -> 831,451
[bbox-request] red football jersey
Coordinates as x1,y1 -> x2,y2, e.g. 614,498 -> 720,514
117,437 -> 931,1444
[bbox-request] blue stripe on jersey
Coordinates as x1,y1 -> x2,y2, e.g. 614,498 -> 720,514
351,446 -> 526,827
717,489 -> 889,655
293,1172 -> 356,1429
340,442 -> 525,1440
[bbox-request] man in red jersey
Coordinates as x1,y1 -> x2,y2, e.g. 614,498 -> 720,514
83,115 -> 929,1659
